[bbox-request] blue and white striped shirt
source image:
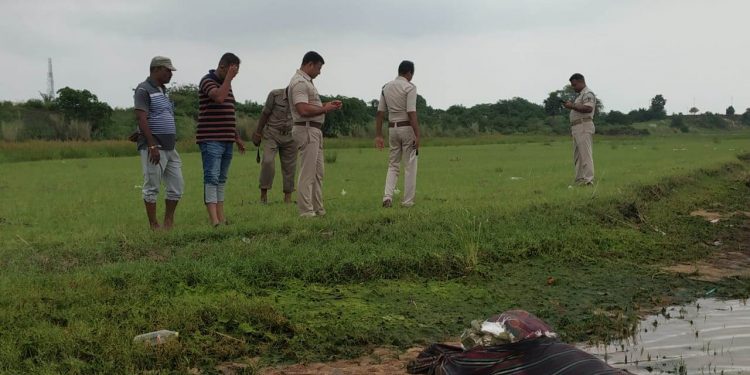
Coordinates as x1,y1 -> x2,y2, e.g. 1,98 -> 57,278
134,77 -> 177,150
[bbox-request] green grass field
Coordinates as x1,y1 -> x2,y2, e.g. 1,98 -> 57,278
1,134 -> 749,373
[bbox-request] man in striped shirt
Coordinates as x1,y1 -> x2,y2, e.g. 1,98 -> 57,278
198,52 -> 246,227
134,56 -> 184,230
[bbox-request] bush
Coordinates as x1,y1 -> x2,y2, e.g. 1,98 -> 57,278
1,120 -> 24,141
670,115 -> 689,133
597,125 -> 650,136
175,115 -> 197,141
68,120 -> 92,141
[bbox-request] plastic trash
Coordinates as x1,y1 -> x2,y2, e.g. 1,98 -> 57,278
460,310 -> 556,349
133,330 -> 179,345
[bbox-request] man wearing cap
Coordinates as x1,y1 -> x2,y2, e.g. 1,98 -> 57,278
197,52 -> 246,227
252,88 -> 296,204
133,56 -> 184,230
563,73 -> 597,185
374,60 -> 419,208
288,51 -> 342,217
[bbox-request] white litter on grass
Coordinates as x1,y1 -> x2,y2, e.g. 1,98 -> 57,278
134,185 -> 142,189
480,321 -> 506,336
510,177 -> 523,180
712,240 -> 722,246
709,218 -> 720,224
241,237 -> 252,244
394,188 -> 401,195
568,185 -> 574,189
340,189 -> 347,196
672,148 -> 688,151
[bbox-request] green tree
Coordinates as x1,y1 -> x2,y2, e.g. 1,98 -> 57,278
603,110 -> 630,125
543,91 -> 564,116
648,94 -> 667,119
319,95 -> 370,137
741,108 -> 750,125
168,84 -> 199,119
726,105 -> 735,116
55,87 -> 113,137
689,107 -> 699,115
236,100 -> 263,117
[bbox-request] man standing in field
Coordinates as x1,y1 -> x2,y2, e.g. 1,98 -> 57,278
252,88 -> 296,204
133,56 -> 184,230
288,51 -> 342,217
374,60 -> 419,208
563,73 -> 596,185
198,53 -> 246,227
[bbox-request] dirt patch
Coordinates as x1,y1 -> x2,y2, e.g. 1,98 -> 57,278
666,211 -> 750,282
689,209 -> 750,222
665,251 -> 750,282
257,347 -> 427,375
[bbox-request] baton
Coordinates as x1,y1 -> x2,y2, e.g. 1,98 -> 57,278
256,148 -> 261,164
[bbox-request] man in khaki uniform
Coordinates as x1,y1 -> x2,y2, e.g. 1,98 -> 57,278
252,88 -> 296,204
375,60 -> 419,208
288,51 -> 342,217
563,73 -> 596,185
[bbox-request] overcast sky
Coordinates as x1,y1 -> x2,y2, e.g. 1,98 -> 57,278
1,0 -> 748,114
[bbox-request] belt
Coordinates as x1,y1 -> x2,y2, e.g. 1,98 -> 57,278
570,118 -> 593,126
389,121 -> 411,128
294,121 -> 322,129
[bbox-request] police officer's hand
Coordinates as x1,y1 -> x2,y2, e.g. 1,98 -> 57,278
375,136 -> 384,150
331,100 -> 343,109
413,136 -> 420,150
226,64 -> 239,81
322,102 -> 340,113
148,147 -> 160,165
563,101 -> 574,110
252,132 -> 262,147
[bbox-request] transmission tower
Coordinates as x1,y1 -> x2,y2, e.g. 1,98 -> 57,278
46,58 -> 55,99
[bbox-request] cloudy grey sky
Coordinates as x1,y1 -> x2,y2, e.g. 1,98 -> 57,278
1,0 -> 748,114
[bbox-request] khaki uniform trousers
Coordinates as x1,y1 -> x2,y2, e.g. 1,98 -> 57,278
292,125 -> 325,216
259,127 -> 296,193
383,126 -> 418,206
571,122 -> 595,184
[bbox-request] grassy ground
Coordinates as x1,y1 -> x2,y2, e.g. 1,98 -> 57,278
1,134 -> 749,373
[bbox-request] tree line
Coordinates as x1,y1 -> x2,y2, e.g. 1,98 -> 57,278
1,85 -> 749,142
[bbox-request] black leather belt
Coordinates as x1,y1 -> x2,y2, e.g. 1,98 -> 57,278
389,121 -> 410,128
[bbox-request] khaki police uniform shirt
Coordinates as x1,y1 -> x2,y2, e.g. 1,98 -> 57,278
377,76 -> 417,123
289,69 -> 324,124
569,86 -> 596,124
262,88 -> 292,132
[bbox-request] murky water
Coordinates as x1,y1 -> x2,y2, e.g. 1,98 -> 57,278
581,298 -> 750,374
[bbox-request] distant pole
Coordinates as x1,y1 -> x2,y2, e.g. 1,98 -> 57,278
47,58 -> 55,100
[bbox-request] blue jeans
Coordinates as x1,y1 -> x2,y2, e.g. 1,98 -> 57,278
199,141 -> 233,203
